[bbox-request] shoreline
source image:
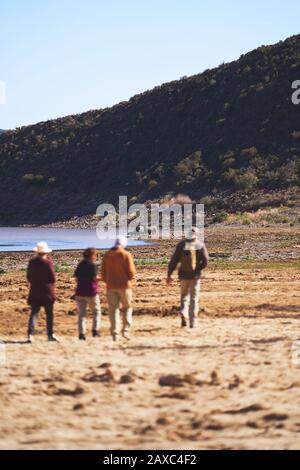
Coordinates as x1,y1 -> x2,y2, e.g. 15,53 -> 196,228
0,225 -> 299,273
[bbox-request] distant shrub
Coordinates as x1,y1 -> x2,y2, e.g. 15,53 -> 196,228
22,174 -> 46,185
240,89 -> 248,98
55,263 -> 70,273
277,161 -> 299,185
200,195 -> 218,208
22,174 -> 35,183
148,179 -> 158,190
153,164 -> 165,179
240,147 -> 259,160
173,151 -> 202,183
222,168 -> 258,191
214,211 -> 229,223
241,217 -> 251,226
219,151 -> 236,169
243,66 -> 252,74
34,175 -> 46,184
135,171 -> 144,185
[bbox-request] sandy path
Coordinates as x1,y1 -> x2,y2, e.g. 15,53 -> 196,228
1,256 -> 300,449
1,316 -> 300,450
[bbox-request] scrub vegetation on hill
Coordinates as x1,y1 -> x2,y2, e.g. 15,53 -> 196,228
0,35 -> 299,224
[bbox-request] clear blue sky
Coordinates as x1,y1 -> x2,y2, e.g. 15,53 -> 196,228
0,0 -> 299,129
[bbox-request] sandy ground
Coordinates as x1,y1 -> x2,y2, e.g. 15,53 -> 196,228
0,226 -> 300,450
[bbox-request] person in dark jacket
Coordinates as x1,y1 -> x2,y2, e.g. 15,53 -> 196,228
74,248 -> 101,341
27,242 -> 57,343
167,228 -> 209,329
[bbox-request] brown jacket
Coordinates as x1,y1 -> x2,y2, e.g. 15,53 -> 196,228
101,247 -> 136,289
168,240 -> 209,280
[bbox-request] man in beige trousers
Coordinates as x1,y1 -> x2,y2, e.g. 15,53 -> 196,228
101,236 -> 136,342
167,228 -> 209,328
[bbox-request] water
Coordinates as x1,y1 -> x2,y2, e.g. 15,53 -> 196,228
0,227 -> 150,252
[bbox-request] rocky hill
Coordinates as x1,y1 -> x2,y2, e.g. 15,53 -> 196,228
0,34 -> 299,225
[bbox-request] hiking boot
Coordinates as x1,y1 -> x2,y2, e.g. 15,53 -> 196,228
181,317 -> 188,328
48,335 -> 59,342
92,331 -> 101,338
28,335 -> 34,344
112,334 -> 119,343
79,334 -> 86,341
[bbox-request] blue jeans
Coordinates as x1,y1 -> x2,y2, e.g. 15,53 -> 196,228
28,304 -> 54,337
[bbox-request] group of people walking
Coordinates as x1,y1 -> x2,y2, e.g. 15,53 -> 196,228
26,229 -> 209,343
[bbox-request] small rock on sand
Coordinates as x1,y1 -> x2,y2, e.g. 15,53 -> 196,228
84,369 -> 115,383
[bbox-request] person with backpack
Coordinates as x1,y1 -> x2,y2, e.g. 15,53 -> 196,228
27,242 -> 58,343
167,228 -> 209,328
74,248 -> 102,341
101,236 -> 136,342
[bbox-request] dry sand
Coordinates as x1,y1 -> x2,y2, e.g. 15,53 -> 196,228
0,226 -> 300,450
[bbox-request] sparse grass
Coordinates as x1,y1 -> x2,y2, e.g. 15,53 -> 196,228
210,258 -> 300,270
218,206 -> 300,227
135,257 -> 169,266
277,236 -> 297,248
55,263 -> 71,273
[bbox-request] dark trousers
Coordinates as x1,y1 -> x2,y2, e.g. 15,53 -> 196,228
28,304 -> 54,337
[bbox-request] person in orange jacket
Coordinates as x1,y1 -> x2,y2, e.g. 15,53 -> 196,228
101,236 -> 136,342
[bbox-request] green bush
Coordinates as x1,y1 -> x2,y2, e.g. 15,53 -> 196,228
219,151 -> 236,169
200,195 -> 218,208
22,174 -> 46,185
148,179 -> 158,190
55,263 -> 70,273
240,147 -> 259,160
214,211 -> 229,223
222,168 -> 258,191
173,151 -> 202,183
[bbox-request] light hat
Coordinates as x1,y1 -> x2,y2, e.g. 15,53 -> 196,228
186,227 -> 199,241
33,241 -> 52,254
115,236 -> 128,248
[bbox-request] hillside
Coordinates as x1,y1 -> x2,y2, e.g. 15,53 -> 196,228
0,34 -> 299,225
0,130 -> 5,135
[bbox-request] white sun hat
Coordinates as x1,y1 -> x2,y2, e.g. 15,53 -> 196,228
33,241 -> 52,254
115,236 -> 128,248
187,227 -> 199,241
